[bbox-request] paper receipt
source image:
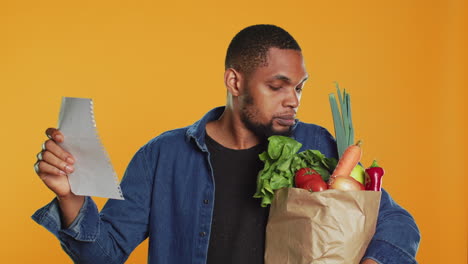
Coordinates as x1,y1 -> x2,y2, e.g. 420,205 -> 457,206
57,97 -> 124,200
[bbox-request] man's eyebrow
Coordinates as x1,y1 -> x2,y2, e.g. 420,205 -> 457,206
271,74 -> 291,83
270,75 -> 309,84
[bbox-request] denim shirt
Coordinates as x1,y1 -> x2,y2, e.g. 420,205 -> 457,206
32,106 -> 420,264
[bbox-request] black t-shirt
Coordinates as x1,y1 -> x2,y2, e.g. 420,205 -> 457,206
205,134 -> 269,264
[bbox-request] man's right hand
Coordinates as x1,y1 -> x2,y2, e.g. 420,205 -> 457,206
35,128 -> 75,197
34,128 -> 84,228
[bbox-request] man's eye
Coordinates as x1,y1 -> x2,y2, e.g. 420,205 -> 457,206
269,85 -> 282,91
296,86 -> 303,92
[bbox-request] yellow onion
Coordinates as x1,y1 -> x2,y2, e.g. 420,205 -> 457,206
328,176 -> 365,191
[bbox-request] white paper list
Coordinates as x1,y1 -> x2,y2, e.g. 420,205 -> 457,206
57,97 -> 124,200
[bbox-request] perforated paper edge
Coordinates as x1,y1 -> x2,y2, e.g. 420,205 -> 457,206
88,99 -> 124,200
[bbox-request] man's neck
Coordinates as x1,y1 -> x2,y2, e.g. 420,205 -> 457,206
205,107 -> 260,150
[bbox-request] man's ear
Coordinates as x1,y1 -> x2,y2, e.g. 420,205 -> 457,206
224,68 -> 244,97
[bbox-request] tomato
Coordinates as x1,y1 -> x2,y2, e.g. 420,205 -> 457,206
301,178 -> 328,192
295,168 -> 322,188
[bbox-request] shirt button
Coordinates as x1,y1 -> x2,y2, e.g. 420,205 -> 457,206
203,199 -> 209,204
199,231 -> 206,237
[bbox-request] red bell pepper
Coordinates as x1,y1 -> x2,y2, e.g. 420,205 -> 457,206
365,160 -> 385,191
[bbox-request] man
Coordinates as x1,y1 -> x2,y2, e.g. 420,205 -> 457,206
32,25 -> 420,264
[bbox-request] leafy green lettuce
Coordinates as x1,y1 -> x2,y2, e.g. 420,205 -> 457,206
253,136 -> 337,207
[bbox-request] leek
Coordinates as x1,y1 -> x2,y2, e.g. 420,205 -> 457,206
329,83 -> 354,158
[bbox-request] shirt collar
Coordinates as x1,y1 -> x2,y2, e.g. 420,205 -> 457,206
186,106 -> 226,152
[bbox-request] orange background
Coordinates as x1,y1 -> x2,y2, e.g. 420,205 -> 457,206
0,0 -> 466,263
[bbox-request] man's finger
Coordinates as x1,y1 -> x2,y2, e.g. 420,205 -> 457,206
35,160 -> 67,178
41,150 -> 74,174
34,160 -> 40,174
43,139 -> 75,164
36,151 -> 43,161
45,128 -> 64,143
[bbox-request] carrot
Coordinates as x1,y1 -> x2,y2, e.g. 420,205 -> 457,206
330,140 -> 362,179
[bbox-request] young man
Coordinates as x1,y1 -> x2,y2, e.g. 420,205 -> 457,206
33,25 -> 420,264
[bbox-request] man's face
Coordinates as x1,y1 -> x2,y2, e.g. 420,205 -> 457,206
239,47 -> 308,139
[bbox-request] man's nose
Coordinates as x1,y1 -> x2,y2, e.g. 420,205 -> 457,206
283,88 -> 300,109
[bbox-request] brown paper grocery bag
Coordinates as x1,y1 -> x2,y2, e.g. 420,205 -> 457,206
265,188 -> 381,264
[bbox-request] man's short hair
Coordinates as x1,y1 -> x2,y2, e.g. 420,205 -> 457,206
225,24 -> 301,76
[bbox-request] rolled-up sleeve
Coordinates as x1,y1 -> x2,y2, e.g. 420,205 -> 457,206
32,196 -> 100,242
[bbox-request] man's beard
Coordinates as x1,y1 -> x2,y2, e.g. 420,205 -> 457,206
240,91 -> 293,140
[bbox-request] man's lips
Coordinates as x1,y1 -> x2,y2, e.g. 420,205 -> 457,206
274,115 -> 296,126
